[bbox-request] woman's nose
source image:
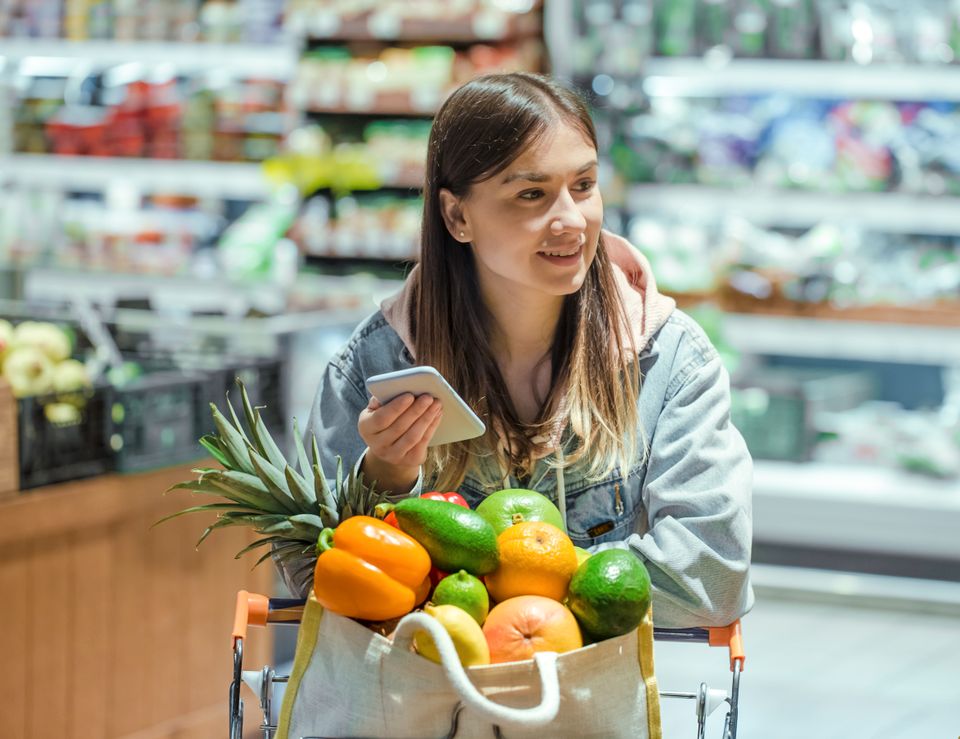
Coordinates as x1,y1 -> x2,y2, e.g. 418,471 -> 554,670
549,189 -> 588,232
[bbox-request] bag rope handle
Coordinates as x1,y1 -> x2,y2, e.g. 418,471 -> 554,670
392,612 -> 562,728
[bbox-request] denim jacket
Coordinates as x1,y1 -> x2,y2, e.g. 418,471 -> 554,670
298,234 -> 754,628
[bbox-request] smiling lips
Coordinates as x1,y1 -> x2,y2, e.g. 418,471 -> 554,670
538,233 -> 586,258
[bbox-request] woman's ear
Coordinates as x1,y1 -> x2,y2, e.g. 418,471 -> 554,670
438,188 -> 470,242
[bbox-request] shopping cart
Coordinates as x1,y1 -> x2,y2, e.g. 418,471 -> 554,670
229,591 -> 745,739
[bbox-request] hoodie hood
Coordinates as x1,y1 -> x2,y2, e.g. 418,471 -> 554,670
380,229 -> 676,359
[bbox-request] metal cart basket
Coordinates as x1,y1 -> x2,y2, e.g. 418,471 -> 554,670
229,591 -> 745,739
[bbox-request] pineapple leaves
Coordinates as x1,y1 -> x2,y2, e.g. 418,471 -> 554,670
292,418 -> 314,485
237,378 -> 287,472
195,516 -> 241,549
313,462 -> 337,517
152,502 -> 261,529
167,478 -> 278,513
285,465 -> 316,510
210,403 -> 254,475
202,471 -> 289,514
247,446 -> 299,514
169,380 -> 384,570
199,435 -> 232,468
231,535 -> 290,561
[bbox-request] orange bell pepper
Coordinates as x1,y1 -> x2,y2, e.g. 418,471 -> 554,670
313,515 -> 431,621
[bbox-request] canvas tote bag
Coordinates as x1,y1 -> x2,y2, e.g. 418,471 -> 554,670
275,595 -> 661,739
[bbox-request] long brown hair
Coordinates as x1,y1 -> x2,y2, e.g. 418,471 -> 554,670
413,72 -> 641,489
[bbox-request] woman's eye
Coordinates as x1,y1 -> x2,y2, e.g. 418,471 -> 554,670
577,179 -> 596,192
518,189 -> 544,200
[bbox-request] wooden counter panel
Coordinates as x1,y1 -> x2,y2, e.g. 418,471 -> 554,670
0,463 -> 275,739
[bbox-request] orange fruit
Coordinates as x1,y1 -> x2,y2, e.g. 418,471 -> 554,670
482,595 -> 582,664
485,521 -> 578,603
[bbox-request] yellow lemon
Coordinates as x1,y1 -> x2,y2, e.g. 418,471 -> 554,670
415,604 -> 490,667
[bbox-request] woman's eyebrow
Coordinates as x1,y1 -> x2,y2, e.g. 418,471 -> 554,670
501,160 -> 598,185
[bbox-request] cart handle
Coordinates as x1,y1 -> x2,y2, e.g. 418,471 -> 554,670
232,591 -> 268,645
708,620 -> 745,672
654,619 -> 745,672
234,594 -> 745,671
232,592 -> 307,645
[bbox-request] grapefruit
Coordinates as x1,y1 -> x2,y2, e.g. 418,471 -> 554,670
475,488 -> 565,535
482,595 -> 582,664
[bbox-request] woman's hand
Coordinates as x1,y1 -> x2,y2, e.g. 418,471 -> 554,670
358,393 -> 443,494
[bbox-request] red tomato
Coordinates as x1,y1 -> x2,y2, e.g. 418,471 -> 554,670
429,566 -> 449,589
422,491 -> 469,508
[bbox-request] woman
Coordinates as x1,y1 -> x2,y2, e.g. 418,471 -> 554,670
299,72 -> 753,628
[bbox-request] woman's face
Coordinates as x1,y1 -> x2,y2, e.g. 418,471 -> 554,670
445,122 -> 603,305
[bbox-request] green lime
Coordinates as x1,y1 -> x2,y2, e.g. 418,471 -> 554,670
567,549 -> 651,640
431,570 -> 490,625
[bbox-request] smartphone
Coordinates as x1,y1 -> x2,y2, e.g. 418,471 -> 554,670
365,366 -> 486,447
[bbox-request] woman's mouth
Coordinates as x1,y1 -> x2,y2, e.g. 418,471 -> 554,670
537,237 -> 585,266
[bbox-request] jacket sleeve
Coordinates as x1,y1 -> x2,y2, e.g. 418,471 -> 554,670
597,353 -> 754,628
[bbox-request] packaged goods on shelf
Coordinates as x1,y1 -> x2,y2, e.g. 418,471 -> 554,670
0,181 -> 227,275
9,63 -> 289,162
263,120 -> 428,194
0,0 -> 285,43
626,211 -> 960,322
297,193 -> 421,261
610,95 -> 960,196
289,41 -> 543,115
567,0 -> 960,68
285,0 -> 542,42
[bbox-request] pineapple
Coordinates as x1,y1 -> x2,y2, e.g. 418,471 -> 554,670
160,379 -> 384,594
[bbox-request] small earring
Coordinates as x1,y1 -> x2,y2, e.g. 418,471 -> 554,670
459,231 -> 465,238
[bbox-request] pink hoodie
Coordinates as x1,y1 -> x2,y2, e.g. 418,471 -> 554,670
380,229 -> 676,358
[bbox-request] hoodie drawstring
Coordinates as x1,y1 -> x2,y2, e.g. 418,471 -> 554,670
556,446 -> 567,530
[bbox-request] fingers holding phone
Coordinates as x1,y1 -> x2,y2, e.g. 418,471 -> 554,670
359,392 -> 443,469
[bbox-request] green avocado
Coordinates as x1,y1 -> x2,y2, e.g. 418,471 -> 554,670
566,549 -> 651,640
392,498 -> 500,576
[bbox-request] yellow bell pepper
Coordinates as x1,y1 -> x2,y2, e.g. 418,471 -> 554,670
313,515 -> 431,621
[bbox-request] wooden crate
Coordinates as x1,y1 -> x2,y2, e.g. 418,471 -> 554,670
0,379 -> 18,499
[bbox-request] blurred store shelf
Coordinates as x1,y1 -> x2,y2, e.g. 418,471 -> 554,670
642,57 -> 960,102
753,460 -> 960,560
20,266 -> 287,315
16,267 -> 391,319
300,89 -> 449,117
287,6 -> 541,42
627,184 -> 960,236
0,38 -> 297,78
0,154 -> 272,199
722,313 -> 960,366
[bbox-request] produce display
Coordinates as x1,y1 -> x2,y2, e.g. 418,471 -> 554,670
0,318 -> 92,423
168,382 -> 653,669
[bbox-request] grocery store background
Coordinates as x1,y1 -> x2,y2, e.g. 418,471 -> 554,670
1,1 -> 959,737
